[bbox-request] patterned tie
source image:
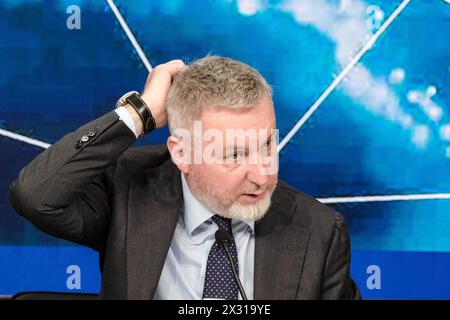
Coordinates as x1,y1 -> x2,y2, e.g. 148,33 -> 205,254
202,215 -> 239,300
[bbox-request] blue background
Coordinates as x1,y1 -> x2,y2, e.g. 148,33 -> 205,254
1,0 -> 450,298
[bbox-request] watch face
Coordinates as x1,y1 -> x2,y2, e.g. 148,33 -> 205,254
116,90 -> 139,107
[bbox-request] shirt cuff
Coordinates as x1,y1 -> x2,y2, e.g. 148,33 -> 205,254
115,106 -> 139,138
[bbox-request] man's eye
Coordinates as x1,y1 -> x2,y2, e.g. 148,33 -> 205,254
225,151 -> 243,160
232,151 -> 243,159
263,139 -> 273,150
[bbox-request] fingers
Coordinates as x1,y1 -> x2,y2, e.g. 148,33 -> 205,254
143,59 -> 186,93
160,59 -> 186,76
140,59 -> 187,128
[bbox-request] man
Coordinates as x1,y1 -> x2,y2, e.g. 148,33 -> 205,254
9,56 -> 361,300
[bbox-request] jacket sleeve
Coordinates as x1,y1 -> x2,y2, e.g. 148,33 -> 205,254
320,213 -> 362,300
9,110 -> 137,251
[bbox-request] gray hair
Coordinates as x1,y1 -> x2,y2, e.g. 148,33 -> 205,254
166,55 -> 273,134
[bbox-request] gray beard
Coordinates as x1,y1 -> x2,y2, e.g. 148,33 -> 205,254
186,174 -> 275,223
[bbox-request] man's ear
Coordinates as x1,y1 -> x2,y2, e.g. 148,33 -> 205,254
167,135 -> 190,174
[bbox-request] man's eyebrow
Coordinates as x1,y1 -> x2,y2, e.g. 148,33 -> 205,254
223,131 -> 275,151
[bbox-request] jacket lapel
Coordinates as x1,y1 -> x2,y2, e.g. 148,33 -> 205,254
125,151 -> 310,300
126,159 -> 182,300
254,184 -> 310,300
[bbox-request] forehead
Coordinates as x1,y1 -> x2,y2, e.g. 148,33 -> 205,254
199,98 -> 276,132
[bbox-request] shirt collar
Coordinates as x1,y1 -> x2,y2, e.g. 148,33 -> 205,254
180,172 -> 255,236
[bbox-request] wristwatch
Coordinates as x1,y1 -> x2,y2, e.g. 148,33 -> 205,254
116,91 -> 156,137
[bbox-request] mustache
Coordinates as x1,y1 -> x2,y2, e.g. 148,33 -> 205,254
242,183 -> 277,194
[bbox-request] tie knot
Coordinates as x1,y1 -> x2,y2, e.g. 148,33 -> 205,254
212,215 -> 232,232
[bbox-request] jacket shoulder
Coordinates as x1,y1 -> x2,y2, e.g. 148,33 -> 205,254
276,180 -> 345,233
114,144 -> 171,176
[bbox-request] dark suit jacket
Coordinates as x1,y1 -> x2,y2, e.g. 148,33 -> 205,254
9,110 -> 361,300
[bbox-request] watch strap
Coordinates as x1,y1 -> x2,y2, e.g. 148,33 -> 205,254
125,93 -> 156,137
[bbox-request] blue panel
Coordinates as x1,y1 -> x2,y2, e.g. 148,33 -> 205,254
0,245 -> 101,295
1,0 -> 449,298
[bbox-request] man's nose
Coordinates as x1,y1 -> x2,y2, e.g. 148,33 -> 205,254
246,162 -> 270,188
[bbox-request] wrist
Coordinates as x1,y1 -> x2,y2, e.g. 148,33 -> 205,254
116,91 -> 156,135
124,104 -> 144,136
140,93 -> 164,128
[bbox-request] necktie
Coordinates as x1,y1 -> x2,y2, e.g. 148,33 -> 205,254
202,215 -> 239,300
